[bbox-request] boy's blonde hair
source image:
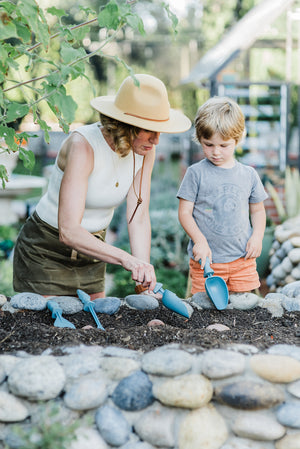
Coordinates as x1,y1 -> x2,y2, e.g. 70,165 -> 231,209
194,96 -> 245,144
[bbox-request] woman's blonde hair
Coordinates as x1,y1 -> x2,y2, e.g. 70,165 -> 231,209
100,113 -> 141,157
194,96 -> 245,144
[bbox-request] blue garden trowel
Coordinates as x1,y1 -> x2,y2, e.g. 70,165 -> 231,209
47,300 -> 76,329
153,283 -> 190,318
77,289 -> 105,331
201,258 -> 229,310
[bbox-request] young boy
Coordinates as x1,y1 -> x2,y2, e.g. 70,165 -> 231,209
177,96 -> 268,295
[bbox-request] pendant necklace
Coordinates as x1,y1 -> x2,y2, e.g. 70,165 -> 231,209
111,151 -> 120,188
100,125 -> 120,188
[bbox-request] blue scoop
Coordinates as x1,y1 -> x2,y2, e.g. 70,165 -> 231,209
200,258 -> 229,310
153,283 -> 190,318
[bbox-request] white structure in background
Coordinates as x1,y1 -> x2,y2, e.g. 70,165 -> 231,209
0,151 -> 47,225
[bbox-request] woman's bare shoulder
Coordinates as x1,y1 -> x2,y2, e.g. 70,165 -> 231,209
57,132 -> 93,171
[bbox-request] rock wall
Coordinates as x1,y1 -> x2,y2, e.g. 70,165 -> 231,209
267,215 -> 300,292
2,215 -> 300,449
0,343 -> 300,449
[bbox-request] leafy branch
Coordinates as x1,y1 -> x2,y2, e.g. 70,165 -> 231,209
0,0 -> 177,186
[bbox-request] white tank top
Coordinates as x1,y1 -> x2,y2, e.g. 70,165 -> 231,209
36,123 -> 143,232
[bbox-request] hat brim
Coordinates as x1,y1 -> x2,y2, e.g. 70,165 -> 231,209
90,96 -> 191,134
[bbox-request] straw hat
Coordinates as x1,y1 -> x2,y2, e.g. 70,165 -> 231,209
90,74 -> 191,134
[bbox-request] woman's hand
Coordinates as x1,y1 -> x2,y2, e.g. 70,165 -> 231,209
123,256 -> 157,292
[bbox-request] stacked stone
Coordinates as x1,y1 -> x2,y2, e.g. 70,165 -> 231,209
267,215 -> 300,291
1,279 -> 300,448
0,343 -> 300,449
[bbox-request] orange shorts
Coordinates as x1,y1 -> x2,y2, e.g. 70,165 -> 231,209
189,257 -> 260,294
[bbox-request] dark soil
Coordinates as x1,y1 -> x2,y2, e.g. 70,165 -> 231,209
0,304 -> 299,356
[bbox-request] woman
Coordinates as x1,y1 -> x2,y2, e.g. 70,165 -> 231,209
13,74 -> 191,299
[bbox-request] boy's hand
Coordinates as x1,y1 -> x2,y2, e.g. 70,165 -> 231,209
193,241 -> 212,269
245,234 -> 263,259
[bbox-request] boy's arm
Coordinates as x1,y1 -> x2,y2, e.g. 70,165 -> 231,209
245,201 -> 266,260
178,198 -> 212,269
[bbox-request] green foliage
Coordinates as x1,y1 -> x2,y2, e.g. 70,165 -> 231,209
0,224 -> 19,295
0,260 -> 15,296
155,266 -> 187,298
9,404 -> 81,449
0,224 -> 18,241
150,209 -> 189,271
107,266 -> 135,297
0,0 -> 176,185
107,265 -> 187,298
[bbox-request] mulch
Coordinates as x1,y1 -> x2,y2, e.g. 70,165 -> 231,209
1,304 -> 299,356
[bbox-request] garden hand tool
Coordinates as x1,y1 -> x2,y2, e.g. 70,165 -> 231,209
77,289 -> 105,330
47,300 -> 76,329
153,283 -> 190,318
200,258 -> 229,310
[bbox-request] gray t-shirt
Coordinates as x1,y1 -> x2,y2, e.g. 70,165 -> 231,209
177,159 -> 268,263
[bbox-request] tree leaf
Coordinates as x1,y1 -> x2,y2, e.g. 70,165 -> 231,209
0,1 -> 16,14
161,2 -> 178,35
18,0 -> 49,49
47,7 -> 66,19
0,126 -> 18,152
47,86 -> 77,125
36,118 -> 51,143
60,42 -> 86,65
126,14 -> 145,36
0,165 -> 8,189
98,1 -> 120,30
15,21 -> 31,42
18,147 -> 35,171
5,103 -> 29,124
0,20 -> 17,40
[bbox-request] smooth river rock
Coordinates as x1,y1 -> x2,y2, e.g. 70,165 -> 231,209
178,404 -> 228,449
134,404 -> 177,447
112,371 -> 154,411
275,433 -> 300,449
232,412 -> 285,440
95,404 -> 131,446
214,380 -> 284,409
63,376 -> 108,410
8,356 -> 66,400
0,391 -> 29,422
152,374 -> 213,409
142,347 -> 193,376
250,354 -> 300,382
276,402 -> 300,428
201,349 -> 245,379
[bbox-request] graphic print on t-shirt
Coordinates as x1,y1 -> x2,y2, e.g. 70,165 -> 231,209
204,183 -> 248,237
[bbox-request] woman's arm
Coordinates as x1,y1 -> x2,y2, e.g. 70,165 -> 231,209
58,134 -> 156,289
245,201 -> 266,259
178,198 -> 211,268
127,148 -> 156,289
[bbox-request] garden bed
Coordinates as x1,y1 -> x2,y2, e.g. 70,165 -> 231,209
1,304 -> 299,356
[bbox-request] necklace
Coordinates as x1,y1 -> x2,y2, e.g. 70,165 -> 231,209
100,126 -> 120,188
111,150 -> 120,188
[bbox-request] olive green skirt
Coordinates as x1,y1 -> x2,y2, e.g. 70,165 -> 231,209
13,211 -> 106,296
